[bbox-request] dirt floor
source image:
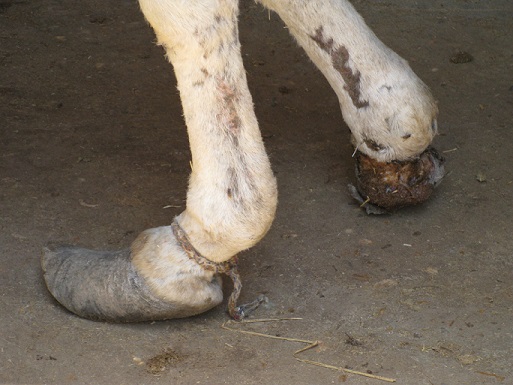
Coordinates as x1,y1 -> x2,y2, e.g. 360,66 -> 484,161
1,0 -> 512,384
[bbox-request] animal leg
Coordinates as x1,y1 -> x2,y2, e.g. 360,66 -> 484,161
42,0 -> 278,322
259,0 -> 438,162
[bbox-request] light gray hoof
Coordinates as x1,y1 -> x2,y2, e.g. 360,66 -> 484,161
41,245 -> 223,322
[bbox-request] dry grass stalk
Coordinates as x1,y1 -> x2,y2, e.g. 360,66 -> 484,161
222,319 -> 314,344
221,318 -> 397,383
476,371 -> 505,381
295,357 -> 396,383
237,317 -> 303,324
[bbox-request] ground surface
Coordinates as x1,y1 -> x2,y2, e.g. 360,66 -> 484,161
1,0 -> 512,384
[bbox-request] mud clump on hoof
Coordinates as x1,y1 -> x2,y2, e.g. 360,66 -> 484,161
353,147 -> 445,211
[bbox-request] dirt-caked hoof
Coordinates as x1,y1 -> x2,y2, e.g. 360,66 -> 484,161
352,146 -> 445,211
41,227 -> 224,322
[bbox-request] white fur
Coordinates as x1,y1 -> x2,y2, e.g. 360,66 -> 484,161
260,0 -> 438,162
131,226 -> 223,307
138,0 -> 278,265
133,0 -> 437,288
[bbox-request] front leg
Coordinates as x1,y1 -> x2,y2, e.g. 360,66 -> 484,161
42,0 -> 277,322
260,0 -> 438,162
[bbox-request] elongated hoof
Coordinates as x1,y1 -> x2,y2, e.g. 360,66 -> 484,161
42,226 -> 223,322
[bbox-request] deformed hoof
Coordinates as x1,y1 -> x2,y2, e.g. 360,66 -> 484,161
352,146 -> 445,212
42,227 -> 224,322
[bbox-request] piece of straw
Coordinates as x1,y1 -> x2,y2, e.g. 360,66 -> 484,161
221,318 -> 397,383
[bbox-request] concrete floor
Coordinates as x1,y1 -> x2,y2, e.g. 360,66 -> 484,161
1,0 -> 512,384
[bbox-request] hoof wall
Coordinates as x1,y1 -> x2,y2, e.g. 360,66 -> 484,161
41,244 -> 221,322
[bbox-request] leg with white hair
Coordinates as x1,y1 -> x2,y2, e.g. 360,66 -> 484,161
259,0 -> 439,162
42,0 -> 277,322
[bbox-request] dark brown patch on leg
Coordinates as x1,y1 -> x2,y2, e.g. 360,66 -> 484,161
214,78 -> 261,208
333,45 -> 369,109
310,27 -> 335,52
193,68 -> 211,87
364,138 -> 386,152
226,167 -> 242,204
310,27 -> 369,109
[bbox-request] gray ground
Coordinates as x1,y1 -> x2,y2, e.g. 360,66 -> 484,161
1,0 -> 512,384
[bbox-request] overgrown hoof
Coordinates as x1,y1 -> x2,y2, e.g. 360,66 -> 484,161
42,227 -> 224,322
